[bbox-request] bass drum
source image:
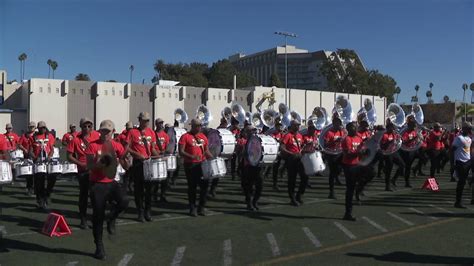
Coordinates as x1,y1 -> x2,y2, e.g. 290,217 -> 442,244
259,135 -> 279,164
207,129 -> 236,158
245,135 -> 280,166
245,135 -> 263,167
166,127 -> 187,155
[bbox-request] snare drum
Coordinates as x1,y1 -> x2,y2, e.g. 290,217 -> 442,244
52,147 -> 60,160
165,155 -> 177,171
201,157 -> 226,179
0,160 -> 13,184
34,163 -> 47,174
15,162 -> 33,179
114,165 -> 126,183
301,151 -> 326,175
143,159 -> 167,181
10,149 -> 24,161
47,161 -> 63,174
62,163 -> 78,175
259,135 -> 280,164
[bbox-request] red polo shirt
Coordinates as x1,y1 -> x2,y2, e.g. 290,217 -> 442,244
281,132 -> 303,154
401,129 -> 418,148
179,132 -> 208,163
342,135 -> 363,165
67,131 -> 101,172
324,129 -> 345,151
427,130 -> 445,150
4,132 -> 20,151
62,131 -> 78,146
85,139 -> 125,183
357,129 -> 372,142
29,133 -> 55,159
271,131 -> 284,142
155,130 -> 170,153
127,128 -> 157,159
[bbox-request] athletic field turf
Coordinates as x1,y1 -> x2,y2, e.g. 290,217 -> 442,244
1,167 -> 473,265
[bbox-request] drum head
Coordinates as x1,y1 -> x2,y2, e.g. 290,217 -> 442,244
246,135 -> 263,167
207,129 -> 222,158
166,127 -> 177,154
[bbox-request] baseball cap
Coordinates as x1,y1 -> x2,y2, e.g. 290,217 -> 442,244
28,121 -> 36,127
155,118 -> 164,124
125,121 -> 133,129
80,117 -> 93,126
99,120 -> 115,131
138,112 -> 151,121
70,123 -> 77,128
190,118 -> 202,126
6,123 -> 12,129
37,121 -> 47,128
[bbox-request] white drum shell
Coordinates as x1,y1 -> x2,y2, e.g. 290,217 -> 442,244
114,165 -> 126,183
0,161 -> 13,184
165,155 -> 177,171
34,164 -> 47,174
15,164 -> 33,178
258,135 -> 280,164
217,129 -> 236,157
62,163 -> 78,174
302,151 -> 326,175
201,158 -> 226,179
10,149 -> 24,160
143,159 -> 167,181
52,147 -> 60,159
47,163 -> 63,174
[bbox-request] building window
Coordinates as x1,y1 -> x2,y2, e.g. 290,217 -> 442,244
104,90 -> 108,96
218,92 -> 221,100
187,94 -> 190,98
112,89 -> 115,96
224,96 -> 227,100
88,89 -> 91,95
140,92 -> 144,97
175,93 -> 178,98
162,92 -> 165,98
235,96 -> 237,100
213,95 -> 216,100
80,89 -> 84,95
72,88 -> 76,94
56,88 -> 59,93
193,94 -> 196,99
48,87 -> 51,93
240,97 -> 243,101
119,90 -> 122,96
168,92 -> 171,98
39,87 -> 43,93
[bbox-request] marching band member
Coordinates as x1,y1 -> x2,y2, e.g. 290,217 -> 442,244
117,121 -> 134,192
238,125 -> 263,211
341,122 -> 364,221
19,121 -> 37,196
302,120 -> 319,188
67,117 -> 100,229
323,116 -> 345,199
85,119 -> 129,260
396,115 -> 418,188
448,126 -> 461,181
280,120 -> 307,206
29,121 -> 56,210
127,112 -> 159,222
426,123 -> 445,179
229,118 -> 240,180
381,121 -> 405,191
451,122 -> 472,208
4,123 -> 20,152
153,118 -> 170,203
412,128 -> 429,177
61,123 -> 78,147
179,118 -> 213,216
271,121 -> 285,191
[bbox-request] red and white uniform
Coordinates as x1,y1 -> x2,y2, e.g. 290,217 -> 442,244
67,131 -> 101,172
20,132 -> 35,156
271,131 -> 284,143
357,129 -> 372,142
401,128 -> 418,149
155,130 -> 170,154
302,132 -> 318,153
29,133 -> 56,160
127,128 -> 157,160
324,128 -> 345,151
179,132 -> 209,163
4,132 -> 20,151
342,135 -> 363,165
116,129 -> 130,147
427,130 -> 445,151
62,131 -> 78,146
281,132 -> 303,154
0,135 -> 9,159
420,130 -> 428,149
380,132 -> 397,151
85,140 -> 125,183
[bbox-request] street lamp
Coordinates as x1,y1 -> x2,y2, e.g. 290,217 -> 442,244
274,31 -> 298,91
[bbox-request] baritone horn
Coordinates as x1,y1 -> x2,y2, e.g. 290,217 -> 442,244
231,103 -> 246,127
261,109 -> 279,129
174,108 -> 188,124
196,105 -> 212,126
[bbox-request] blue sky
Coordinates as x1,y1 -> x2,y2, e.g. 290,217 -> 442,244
0,0 -> 472,104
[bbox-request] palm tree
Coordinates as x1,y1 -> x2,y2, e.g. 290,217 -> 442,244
426,90 -> 433,104
47,59 -> 53,78
394,86 -> 401,103
456,104 -> 474,119
443,95 -> 450,103
18,53 -> 27,81
51,61 -> 58,78
470,83 -> 474,104
462,83 -> 468,119
129,65 -> 134,83
429,82 -> 434,91
75,73 -> 91,81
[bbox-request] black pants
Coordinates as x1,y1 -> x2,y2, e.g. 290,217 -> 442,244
413,148 -> 428,174
383,152 -> 405,187
230,153 -> 237,176
210,178 -> 219,193
184,163 -> 209,209
131,159 -> 152,213
272,155 -> 283,185
357,152 -> 381,193
77,172 -> 90,218
26,175 -> 34,190
285,157 -> 308,200
324,153 -> 342,193
242,165 -> 262,204
455,160 -> 471,203
153,175 -> 169,199
400,150 -> 417,185
90,182 -> 129,245
343,164 -> 361,216
34,173 -> 57,203
429,149 -> 444,177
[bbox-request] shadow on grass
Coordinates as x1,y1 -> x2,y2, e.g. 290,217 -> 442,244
347,251 -> 474,264
0,238 -> 91,257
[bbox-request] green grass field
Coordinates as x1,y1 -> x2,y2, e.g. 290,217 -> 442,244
1,165 -> 473,266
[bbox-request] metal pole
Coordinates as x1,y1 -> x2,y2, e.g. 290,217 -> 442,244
285,36 -> 288,90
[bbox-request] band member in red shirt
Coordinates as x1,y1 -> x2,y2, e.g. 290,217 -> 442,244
29,121 -> 56,210
380,121 -> 406,191
116,121 -> 134,192
341,122 -> 365,221
280,120 -> 308,206
448,126 -> 461,181
271,121 -> 285,191
153,118 -> 171,203
85,119 -> 129,260
412,128 -> 429,178
396,115 -> 419,188
427,122 -> 445,178
127,112 -> 159,222
19,121 -> 37,196
355,118 -> 375,200
229,117 -> 240,180
67,117 -> 100,229
62,123 -> 78,147
4,123 -> 20,152
323,116 -> 345,199
179,118 -> 213,217
0,134 -> 9,160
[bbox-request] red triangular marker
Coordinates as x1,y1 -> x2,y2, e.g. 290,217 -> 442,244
421,177 -> 439,191
42,213 -> 72,237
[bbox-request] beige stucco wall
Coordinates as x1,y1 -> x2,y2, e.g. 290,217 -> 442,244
206,87 -> 231,128
0,113 -> 12,131
154,85 -> 185,125
183,87 -> 206,125
29,79 -> 68,137
305,90 -> 321,121
232,89 -> 251,112
373,96 -> 386,125
289,88 -> 307,119
94,82 -> 130,132
130,84 -> 154,126
67,80 -> 95,127
321,91 -> 335,118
